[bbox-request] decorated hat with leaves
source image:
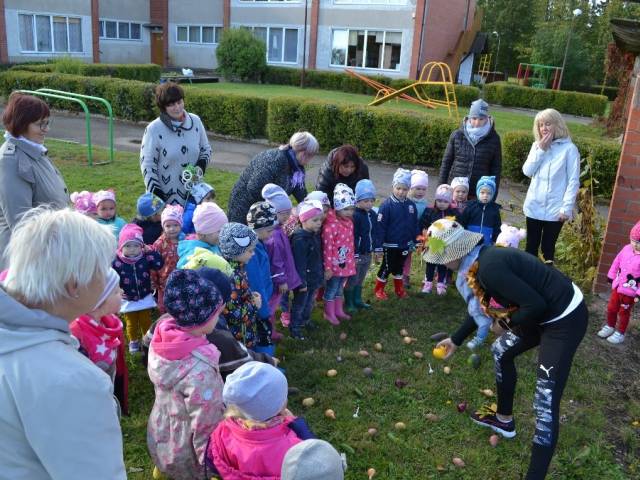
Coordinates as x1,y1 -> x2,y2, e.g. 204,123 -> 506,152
421,218 -> 483,265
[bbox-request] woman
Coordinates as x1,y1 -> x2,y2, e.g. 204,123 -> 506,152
438,99 -> 502,199
140,82 -> 212,206
315,144 -> 370,205
425,218 -> 587,480
522,108 -> 580,265
0,92 -> 69,269
0,207 -> 126,478
227,132 -> 319,224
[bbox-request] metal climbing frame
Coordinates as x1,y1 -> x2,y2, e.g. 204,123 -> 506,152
477,53 -> 493,84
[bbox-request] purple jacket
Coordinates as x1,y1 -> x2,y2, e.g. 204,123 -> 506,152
263,225 -> 302,291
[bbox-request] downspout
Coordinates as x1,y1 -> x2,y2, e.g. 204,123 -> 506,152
416,0 -> 429,79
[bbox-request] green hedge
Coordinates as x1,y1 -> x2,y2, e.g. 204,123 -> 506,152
11,62 -> 161,82
502,130 -> 620,197
574,84 -> 618,102
484,82 -> 608,117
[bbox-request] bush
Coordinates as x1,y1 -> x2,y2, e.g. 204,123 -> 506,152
574,84 -> 618,102
11,61 -> 161,82
216,29 -> 266,82
484,82 -> 608,117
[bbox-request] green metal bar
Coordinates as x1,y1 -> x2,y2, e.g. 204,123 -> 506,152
17,90 -> 94,166
36,89 -> 114,164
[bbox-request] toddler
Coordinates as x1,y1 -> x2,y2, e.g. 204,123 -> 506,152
94,189 -> 127,240
147,269 -> 225,480
457,175 -> 502,246
70,190 -> 97,218
403,170 -> 429,288
495,223 -> 527,248
281,440 -> 346,480
451,177 -> 470,213
151,205 -> 185,313
322,184 -> 356,325
183,182 -> 216,235
374,169 -> 418,300
133,192 -> 165,244
177,201 -> 227,268
597,220 -> 640,344
112,224 -> 163,352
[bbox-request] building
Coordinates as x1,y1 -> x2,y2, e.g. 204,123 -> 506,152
5,0 -> 481,80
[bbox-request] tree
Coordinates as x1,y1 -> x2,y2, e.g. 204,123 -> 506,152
215,28 -> 267,82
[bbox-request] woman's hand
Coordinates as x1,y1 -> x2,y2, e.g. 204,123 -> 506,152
558,213 -> 569,222
436,338 -> 457,359
538,131 -> 553,151
324,269 -> 333,281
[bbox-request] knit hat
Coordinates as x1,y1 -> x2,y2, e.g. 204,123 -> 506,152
190,182 -> 215,205
631,221 -> 640,242
298,200 -> 324,223
333,183 -> 356,211
305,191 -> 331,207
476,175 -> 496,200
93,189 -> 116,206
194,267 -> 233,304
163,269 -> 224,328
451,177 -> 470,192
261,183 -> 293,213
70,191 -> 97,216
435,184 -> 453,202
469,99 -> 489,118
182,247 -> 233,276
281,440 -> 346,480
247,201 -> 277,230
92,268 -> 120,311
137,192 -> 165,218
392,168 -> 411,188
495,223 -> 527,248
422,218 -> 483,265
410,170 -> 429,189
223,361 -> 288,422
117,223 -> 144,249
219,222 -> 258,260
355,179 -> 376,202
161,204 -> 184,227
193,202 -> 228,235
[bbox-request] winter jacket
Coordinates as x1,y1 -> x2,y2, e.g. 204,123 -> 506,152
245,241 -> 274,319
376,195 -> 419,250
152,233 -> 184,313
0,287 -> 125,480
147,317 -> 224,480
438,119 -> 502,199
112,249 -> 163,302
315,155 -> 370,205
456,200 -> 502,245
608,244 -> 640,299
220,262 -> 260,348
228,147 -> 307,224
322,209 -> 356,277
177,238 -> 222,269
291,228 -> 323,290
263,225 -> 302,290
132,217 -> 163,245
522,137 -> 580,221
0,136 -> 68,269
97,216 -> 127,241
353,207 -> 381,255
419,206 -> 458,231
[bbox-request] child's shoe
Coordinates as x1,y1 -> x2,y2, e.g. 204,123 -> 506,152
128,340 -> 140,353
606,331 -> 625,344
597,325 -> 614,338
334,297 -> 352,320
436,282 -> 447,296
280,311 -> 291,327
323,300 -> 340,325
393,278 -> 409,299
421,281 -> 433,294
466,337 -> 484,350
374,279 -> 388,300
470,404 -> 517,438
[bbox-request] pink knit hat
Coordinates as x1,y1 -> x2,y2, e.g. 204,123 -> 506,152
631,220 -> 640,242
193,202 -> 228,235
118,223 -> 144,249
298,200 -> 323,222
70,191 -> 97,215
93,189 -> 116,206
162,204 -> 184,227
435,184 -> 453,202
410,170 -> 429,189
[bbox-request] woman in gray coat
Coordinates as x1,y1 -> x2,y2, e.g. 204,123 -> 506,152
0,93 -> 68,268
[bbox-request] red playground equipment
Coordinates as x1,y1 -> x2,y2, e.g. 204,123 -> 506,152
516,63 -> 563,90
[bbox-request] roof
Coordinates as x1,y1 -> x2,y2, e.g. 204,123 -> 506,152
470,32 -> 488,55
610,18 -> 640,54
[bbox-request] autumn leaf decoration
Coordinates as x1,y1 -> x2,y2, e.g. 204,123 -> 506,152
427,236 -> 446,255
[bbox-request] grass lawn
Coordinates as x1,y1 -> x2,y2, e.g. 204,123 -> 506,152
48,140 -> 639,479
188,82 -> 610,142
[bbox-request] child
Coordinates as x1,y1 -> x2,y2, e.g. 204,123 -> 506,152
112,224 -> 163,352
374,168 -> 418,300
282,190 -> 330,238
281,440 -> 346,480
177,201 -> 227,268
290,201 -> 325,339
322,183 -> 357,325
151,204 -> 185,313
70,190 -> 97,218
495,223 -> 527,248
147,269 -> 225,480
182,182 -> 216,235
457,175 -> 502,246
451,177 -> 470,213
598,220 -> 640,344
94,189 -> 127,240
133,192 -> 165,244
420,184 -> 457,295
346,179 -> 379,311
206,362 -> 314,479
403,170 -> 429,289
261,184 -> 302,339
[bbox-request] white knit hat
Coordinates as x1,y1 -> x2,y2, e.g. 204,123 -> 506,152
422,218 -> 483,265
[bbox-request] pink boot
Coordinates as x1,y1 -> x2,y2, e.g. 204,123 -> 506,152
323,300 -> 340,326
334,297 -> 351,320
436,282 -> 447,296
280,311 -> 291,327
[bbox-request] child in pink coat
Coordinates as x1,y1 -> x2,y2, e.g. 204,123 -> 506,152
597,220 -> 640,344
147,268 -> 227,480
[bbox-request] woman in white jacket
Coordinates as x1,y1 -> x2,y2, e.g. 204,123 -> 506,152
522,109 -> 580,265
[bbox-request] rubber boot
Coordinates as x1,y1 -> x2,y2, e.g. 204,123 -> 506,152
343,288 -> 357,314
353,285 -> 371,309
374,278 -> 388,300
393,277 -> 409,299
323,299 -> 340,325
334,297 -> 352,320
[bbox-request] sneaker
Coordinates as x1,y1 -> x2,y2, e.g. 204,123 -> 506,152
466,337 -> 484,350
436,282 -> 447,296
421,281 -> 433,294
597,325 -> 615,338
470,404 -> 517,438
128,340 -> 140,353
606,331 -> 625,344
280,311 -> 291,327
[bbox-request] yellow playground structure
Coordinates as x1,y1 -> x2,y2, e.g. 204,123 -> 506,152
345,61 -> 459,119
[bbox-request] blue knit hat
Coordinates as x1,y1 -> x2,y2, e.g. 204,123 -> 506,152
137,192 -> 165,218
163,269 -> 224,328
219,222 -> 258,260
191,182 -> 215,204
392,168 -> 411,188
476,175 -> 496,200
355,179 -> 376,202
333,183 -> 355,211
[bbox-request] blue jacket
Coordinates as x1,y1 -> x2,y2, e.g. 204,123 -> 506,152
97,216 -> 127,241
419,206 -> 458,231
181,200 -> 196,235
376,195 -> 419,250
291,228 -> 323,290
176,238 -> 222,268
353,207 -> 381,255
245,241 -> 273,319
456,200 -> 502,245
112,250 -> 163,301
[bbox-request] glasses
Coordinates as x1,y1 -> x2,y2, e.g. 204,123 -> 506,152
37,120 -> 51,131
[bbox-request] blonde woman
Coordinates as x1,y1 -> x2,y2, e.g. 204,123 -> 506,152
522,108 -> 580,265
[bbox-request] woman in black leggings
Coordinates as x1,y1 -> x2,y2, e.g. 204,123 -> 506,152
423,218 -> 588,479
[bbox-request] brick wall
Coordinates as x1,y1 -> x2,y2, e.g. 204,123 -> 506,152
91,0 -> 100,63
308,0 -> 319,69
150,0 -> 168,67
0,0 -> 8,63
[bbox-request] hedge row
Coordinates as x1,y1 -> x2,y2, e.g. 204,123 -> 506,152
484,82 -> 608,117
11,63 -> 161,82
574,84 -> 619,102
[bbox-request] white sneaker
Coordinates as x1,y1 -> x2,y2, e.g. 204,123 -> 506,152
421,281 -> 433,294
466,337 -> 484,350
606,331 -> 625,344
597,325 -> 615,338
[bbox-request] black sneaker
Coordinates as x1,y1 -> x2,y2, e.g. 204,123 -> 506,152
470,404 -> 517,438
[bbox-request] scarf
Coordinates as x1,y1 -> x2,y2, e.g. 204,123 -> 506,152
72,314 -> 123,368
286,148 -> 306,190
4,131 -> 48,154
159,112 -> 193,132
464,119 -> 492,145
116,245 -> 144,265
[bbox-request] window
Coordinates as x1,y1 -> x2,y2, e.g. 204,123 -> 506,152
18,13 -> 83,53
176,25 -> 223,44
243,26 -> 298,64
239,0 -> 300,2
331,28 -> 401,70
105,21 -> 117,38
99,20 -> 142,40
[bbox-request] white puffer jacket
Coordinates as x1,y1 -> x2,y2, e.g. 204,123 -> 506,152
522,137 -> 580,221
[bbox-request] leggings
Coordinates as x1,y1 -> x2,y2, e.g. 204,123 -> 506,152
491,302 -> 588,480
123,309 -> 153,343
425,263 -> 447,283
606,290 -> 635,334
525,217 -> 564,262
377,247 -> 408,281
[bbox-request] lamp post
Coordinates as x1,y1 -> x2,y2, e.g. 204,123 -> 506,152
558,8 -> 582,90
492,31 -> 500,80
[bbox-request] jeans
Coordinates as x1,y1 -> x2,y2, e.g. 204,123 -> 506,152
324,276 -> 345,301
347,253 -> 372,288
291,287 -> 318,334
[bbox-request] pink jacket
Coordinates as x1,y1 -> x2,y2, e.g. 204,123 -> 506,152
147,317 -> 225,480
608,244 -> 640,299
321,209 -> 356,277
207,416 -> 302,480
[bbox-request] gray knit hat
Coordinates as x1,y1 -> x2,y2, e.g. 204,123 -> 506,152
469,99 -> 489,118
281,440 -> 346,480
219,222 -> 258,260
